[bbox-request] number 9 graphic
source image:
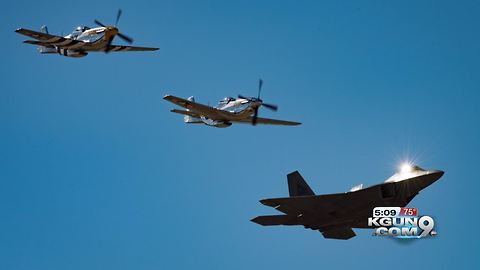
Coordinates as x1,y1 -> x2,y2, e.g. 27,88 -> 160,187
418,216 -> 435,237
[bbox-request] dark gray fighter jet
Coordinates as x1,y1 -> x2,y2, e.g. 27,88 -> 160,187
251,164 -> 444,240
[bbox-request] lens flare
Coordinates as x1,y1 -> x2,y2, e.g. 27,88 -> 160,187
400,163 -> 413,174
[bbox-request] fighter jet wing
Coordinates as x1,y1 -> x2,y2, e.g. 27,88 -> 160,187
252,214 -> 356,239
233,117 -> 301,126
163,95 -> 226,120
260,184 -> 382,217
256,194 -> 362,240
107,45 -> 159,52
260,193 -> 350,214
16,28 -> 84,48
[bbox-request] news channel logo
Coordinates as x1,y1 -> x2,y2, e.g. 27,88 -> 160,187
368,207 -> 437,238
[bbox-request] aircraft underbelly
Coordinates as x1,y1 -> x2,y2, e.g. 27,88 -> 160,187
297,185 -> 413,229
77,40 -> 107,51
217,108 -> 252,121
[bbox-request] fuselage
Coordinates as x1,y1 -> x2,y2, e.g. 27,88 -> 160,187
65,26 -> 117,50
302,169 -> 444,230
215,97 -> 260,119
39,26 -> 119,57
190,97 -> 261,127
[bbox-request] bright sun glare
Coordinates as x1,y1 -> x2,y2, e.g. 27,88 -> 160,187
400,162 -> 413,174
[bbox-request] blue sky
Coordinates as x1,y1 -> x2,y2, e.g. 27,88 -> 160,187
1,0 -> 479,269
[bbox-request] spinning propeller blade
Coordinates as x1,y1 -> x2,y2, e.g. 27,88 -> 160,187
238,79 -> 278,125
262,103 -> 278,111
105,36 -> 114,53
115,9 -> 122,26
94,20 -> 106,27
252,108 -> 259,126
95,9 -> 135,52
258,79 -> 263,99
117,32 -> 133,44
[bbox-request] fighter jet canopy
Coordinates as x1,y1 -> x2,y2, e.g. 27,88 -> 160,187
384,163 -> 428,183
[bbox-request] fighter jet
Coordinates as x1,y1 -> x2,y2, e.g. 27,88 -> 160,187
163,79 -> 301,128
251,163 -> 444,240
15,9 -> 158,57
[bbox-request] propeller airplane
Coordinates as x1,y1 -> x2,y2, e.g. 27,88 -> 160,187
163,79 -> 301,128
15,9 -> 158,57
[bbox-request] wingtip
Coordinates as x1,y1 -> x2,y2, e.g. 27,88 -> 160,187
15,28 -> 23,33
259,199 -> 274,206
250,216 -> 271,226
163,94 -> 172,100
285,121 -> 302,126
250,216 -> 262,224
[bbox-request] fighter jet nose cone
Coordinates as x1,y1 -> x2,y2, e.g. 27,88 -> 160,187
404,169 -> 445,193
416,169 -> 445,191
432,170 -> 445,179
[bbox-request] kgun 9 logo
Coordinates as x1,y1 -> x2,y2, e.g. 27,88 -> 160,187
368,207 -> 437,238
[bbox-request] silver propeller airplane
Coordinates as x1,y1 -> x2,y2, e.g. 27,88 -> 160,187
163,79 -> 302,128
15,10 -> 158,57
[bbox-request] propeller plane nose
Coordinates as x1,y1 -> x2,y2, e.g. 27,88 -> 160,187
94,9 -> 133,45
106,26 -> 119,36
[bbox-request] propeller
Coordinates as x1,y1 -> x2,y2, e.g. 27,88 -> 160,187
105,36 -> 115,53
257,79 -> 263,99
252,107 -> 259,125
117,32 -> 133,43
94,19 -> 106,27
238,79 -> 278,125
115,9 -> 122,26
94,9 -> 134,52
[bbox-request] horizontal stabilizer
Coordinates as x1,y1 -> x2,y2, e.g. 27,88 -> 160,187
23,40 -> 48,45
251,215 -> 295,226
170,109 -> 199,117
259,198 -> 281,208
170,109 -> 203,124
321,227 -> 356,240
288,171 -> 315,197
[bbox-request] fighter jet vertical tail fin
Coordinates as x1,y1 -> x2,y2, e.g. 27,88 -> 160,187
287,171 -> 315,197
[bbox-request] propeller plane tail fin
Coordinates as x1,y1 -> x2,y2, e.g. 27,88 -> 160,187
37,25 -> 56,54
